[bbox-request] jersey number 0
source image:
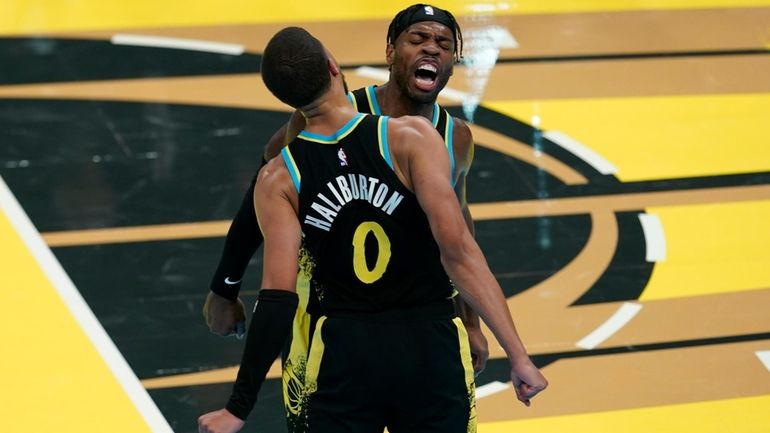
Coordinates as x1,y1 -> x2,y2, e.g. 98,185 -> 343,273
352,221 -> 391,284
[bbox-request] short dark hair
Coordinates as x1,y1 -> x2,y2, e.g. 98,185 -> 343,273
261,27 -> 331,108
386,4 -> 463,61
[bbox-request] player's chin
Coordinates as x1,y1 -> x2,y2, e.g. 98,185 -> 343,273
408,86 -> 439,103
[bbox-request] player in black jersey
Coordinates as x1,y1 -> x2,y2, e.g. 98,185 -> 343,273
198,26 -> 546,433
204,3 -> 489,373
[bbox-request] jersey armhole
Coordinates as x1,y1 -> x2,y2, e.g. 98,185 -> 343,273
444,113 -> 456,186
377,116 -> 394,170
366,85 -> 382,115
281,147 -> 301,193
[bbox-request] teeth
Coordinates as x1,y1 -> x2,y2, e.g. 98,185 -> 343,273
418,64 -> 437,73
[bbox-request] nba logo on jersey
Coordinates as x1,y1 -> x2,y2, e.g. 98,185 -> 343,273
424,5 -> 434,15
337,148 -> 348,166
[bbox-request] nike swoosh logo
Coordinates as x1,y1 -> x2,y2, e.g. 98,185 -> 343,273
224,277 -> 242,285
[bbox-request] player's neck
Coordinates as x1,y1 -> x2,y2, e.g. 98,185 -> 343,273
378,82 -> 435,120
301,92 -> 359,136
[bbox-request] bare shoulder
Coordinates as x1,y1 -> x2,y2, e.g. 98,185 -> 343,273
388,115 -> 444,151
386,115 -> 450,191
254,153 -> 300,239
256,156 -> 293,198
389,115 -> 448,160
388,114 -> 436,136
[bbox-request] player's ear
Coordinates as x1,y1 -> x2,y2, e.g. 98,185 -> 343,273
325,48 -> 341,77
386,44 -> 394,68
328,58 -> 341,76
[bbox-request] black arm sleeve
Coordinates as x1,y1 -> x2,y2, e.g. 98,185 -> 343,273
209,157 -> 268,301
225,289 -> 298,420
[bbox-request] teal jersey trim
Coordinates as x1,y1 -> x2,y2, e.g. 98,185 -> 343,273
281,147 -> 301,193
298,113 -> 366,144
446,113 -> 455,186
378,116 -> 393,170
365,85 -> 382,115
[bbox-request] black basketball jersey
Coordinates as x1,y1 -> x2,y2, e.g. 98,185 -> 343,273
280,113 -> 454,313
347,85 -> 457,183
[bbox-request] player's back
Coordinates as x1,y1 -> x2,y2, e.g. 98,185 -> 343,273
280,113 -> 454,314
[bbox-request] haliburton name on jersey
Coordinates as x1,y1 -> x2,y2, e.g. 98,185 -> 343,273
304,173 -> 405,232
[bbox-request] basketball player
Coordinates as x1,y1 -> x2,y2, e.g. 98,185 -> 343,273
198,26 -> 546,433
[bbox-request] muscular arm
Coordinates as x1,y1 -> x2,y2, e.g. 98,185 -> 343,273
253,159 -> 302,290
450,118 -> 488,374
204,110 -> 305,336
391,117 -> 547,406
199,159 -> 301,432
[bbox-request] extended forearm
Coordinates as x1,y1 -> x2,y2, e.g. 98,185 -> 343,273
454,204 -> 480,326
441,236 -> 528,363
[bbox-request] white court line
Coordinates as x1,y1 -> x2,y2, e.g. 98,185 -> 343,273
354,66 -> 467,103
464,25 -> 519,50
112,34 -> 244,55
0,176 -> 173,433
476,381 -> 511,399
465,2 -> 511,13
436,87 -> 468,103
638,213 -> 667,262
756,351 -> 770,372
353,66 -> 393,84
576,302 -> 643,350
543,131 -> 618,175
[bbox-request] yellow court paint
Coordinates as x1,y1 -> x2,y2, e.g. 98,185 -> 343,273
486,93 -> 770,182
3,0 -> 770,35
0,202 -> 154,431
640,200 -> 770,301
478,394 -> 770,433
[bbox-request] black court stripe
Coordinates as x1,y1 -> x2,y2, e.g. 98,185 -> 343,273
570,211 -> 652,306
0,38 -> 261,85
341,47 -> 770,70
556,171 -> 770,198
476,331 -> 770,385
532,331 -> 770,368
493,48 -> 770,64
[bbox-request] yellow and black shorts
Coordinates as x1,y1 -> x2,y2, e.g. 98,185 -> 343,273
282,298 -> 477,433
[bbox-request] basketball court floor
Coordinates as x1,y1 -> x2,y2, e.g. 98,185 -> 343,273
2,1 -> 770,432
